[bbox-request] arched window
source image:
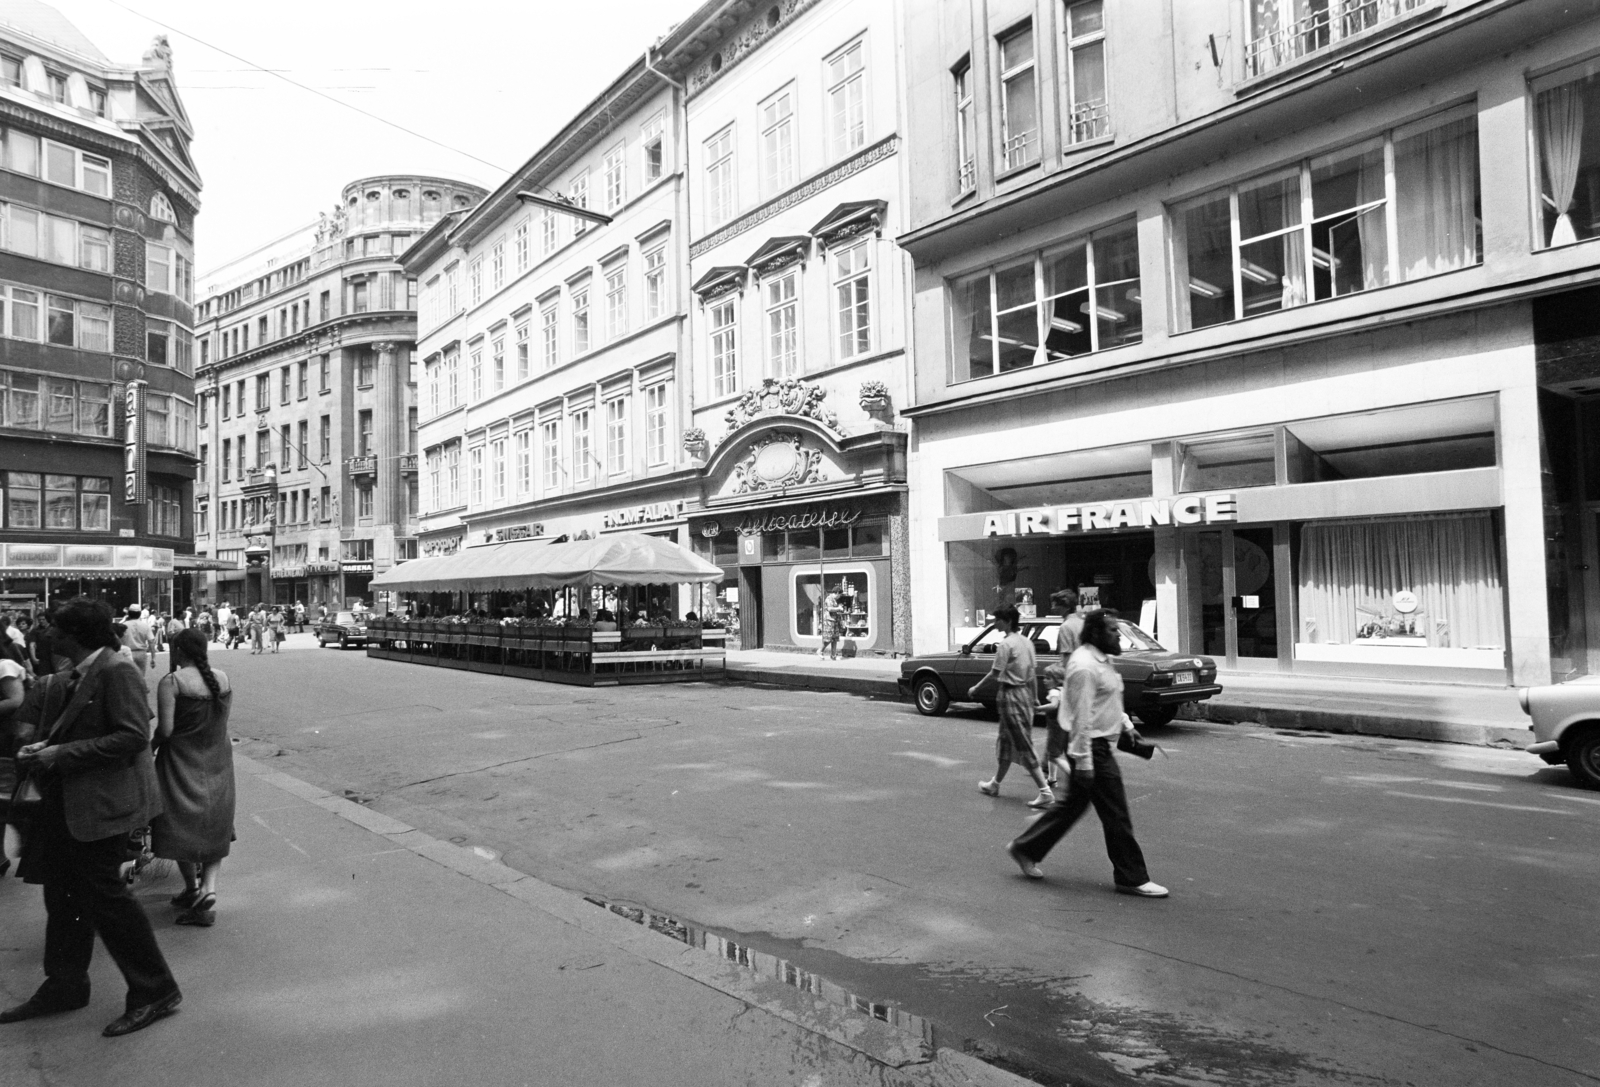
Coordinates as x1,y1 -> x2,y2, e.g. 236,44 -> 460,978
149,192 -> 175,222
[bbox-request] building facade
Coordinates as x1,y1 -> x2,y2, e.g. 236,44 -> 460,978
665,0 -> 914,654
900,0 -> 1600,686
405,61 -> 692,615
193,175 -> 484,610
0,10 -> 200,613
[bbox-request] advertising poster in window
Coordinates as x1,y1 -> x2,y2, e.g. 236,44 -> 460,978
124,379 -> 146,506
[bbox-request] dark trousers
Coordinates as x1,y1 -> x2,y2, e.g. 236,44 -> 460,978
35,805 -> 178,1011
1011,737 -> 1151,888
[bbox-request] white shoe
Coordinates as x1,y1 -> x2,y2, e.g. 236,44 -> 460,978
978,779 -> 999,797
1026,788 -> 1054,809
1116,881 -> 1169,898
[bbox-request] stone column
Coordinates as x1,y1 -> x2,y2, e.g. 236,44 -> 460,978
372,342 -> 403,535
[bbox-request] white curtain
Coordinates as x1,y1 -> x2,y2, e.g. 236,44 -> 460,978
1297,513 -> 1504,649
1281,228 -> 1307,308
1395,117 -> 1480,278
1538,84 -> 1585,247
1355,149 -> 1390,291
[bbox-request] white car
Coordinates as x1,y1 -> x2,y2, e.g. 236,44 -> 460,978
1520,676 -> 1600,788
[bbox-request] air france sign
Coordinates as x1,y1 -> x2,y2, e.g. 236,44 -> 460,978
938,493 -> 1238,542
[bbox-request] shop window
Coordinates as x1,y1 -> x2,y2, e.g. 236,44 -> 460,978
1534,60 -> 1600,247
1296,513 -> 1504,656
788,530 -> 821,561
852,520 -> 886,556
1285,397 -> 1495,481
762,533 -> 786,562
1171,107 -> 1480,331
943,442 -> 1153,513
794,569 -> 871,643
711,530 -> 739,566
822,527 -> 850,559
1178,433 -> 1276,491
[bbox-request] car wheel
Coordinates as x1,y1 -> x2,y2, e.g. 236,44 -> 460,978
1565,725 -> 1600,788
914,676 -> 950,716
1136,705 -> 1179,729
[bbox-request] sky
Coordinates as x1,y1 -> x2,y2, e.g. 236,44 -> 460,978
45,0 -> 703,282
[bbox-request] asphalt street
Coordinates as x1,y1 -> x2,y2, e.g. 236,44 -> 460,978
207,634 -> 1598,1086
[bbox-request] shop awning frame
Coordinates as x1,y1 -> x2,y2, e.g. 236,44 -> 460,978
369,532 -> 724,593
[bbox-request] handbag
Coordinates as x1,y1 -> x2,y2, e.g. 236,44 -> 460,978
1117,726 -> 1160,760
275,629 -> 285,643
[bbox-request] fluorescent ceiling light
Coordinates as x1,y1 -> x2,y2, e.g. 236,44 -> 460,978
1187,277 -> 1224,299
1238,259 -> 1279,285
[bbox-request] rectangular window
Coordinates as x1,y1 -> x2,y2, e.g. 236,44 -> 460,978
351,279 -> 369,312
469,445 -> 484,506
540,210 -> 557,256
644,244 -> 667,321
491,241 -> 505,292
572,287 -> 590,355
319,354 -> 330,391
571,408 -> 593,484
10,287 -> 37,340
426,449 -> 441,511
3,130 -> 37,176
1171,110 -> 1479,331
43,140 -> 72,184
255,374 -> 269,410
45,294 -> 72,346
79,224 -> 110,271
761,87 -> 796,195
642,113 -> 665,182
319,415 -> 331,462
358,410 -> 373,456
540,299 -> 559,369
541,421 -> 560,493
833,241 -> 872,359
280,366 -> 291,405
236,440 -> 245,481
570,171 -> 590,235
445,444 -> 460,506
5,204 -> 38,257
469,259 -> 483,306
1064,2 -> 1108,144
42,473 -> 74,528
605,263 -> 628,340
79,381 -> 109,435
955,217 -> 1142,379
1535,62 -> 1600,248
491,438 -> 507,501
515,322 -> 530,381
606,396 -> 628,476
297,420 -> 308,468
81,476 -> 110,530
645,383 -> 668,466
954,59 -> 975,193
152,484 -> 182,537
357,484 -> 372,518
514,219 -> 530,272
146,243 -> 173,293
492,337 -> 505,392
81,152 -> 110,196
5,471 -> 39,527
43,379 -> 73,433
446,351 -> 460,406
255,429 -> 269,469
4,373 -> 38,428
766,269 -> 799,376
78,302 -> 110,352
711,298 -> 738,398
705,127 -> 735,227
604,144 -> 626,210
469,349 -> 483,400
516,429 -> 532,494
297,360 -> 308,398
280,424 -> 292,467
826,40 -> 867,159
144,318 -> 168,365
999,23 -> 1038,170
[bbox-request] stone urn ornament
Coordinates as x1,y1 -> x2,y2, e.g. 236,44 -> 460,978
682,427 -> 708,457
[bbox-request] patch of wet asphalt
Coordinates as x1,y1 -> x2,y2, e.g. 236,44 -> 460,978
582,894 -> 1359,1087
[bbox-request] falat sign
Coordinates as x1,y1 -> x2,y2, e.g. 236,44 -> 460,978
980,493 -> 1238,537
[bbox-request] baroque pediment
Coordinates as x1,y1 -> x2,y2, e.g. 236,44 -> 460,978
722,377 -> 839,442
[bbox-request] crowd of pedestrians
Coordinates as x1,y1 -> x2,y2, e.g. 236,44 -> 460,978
0,597 -> 237,1038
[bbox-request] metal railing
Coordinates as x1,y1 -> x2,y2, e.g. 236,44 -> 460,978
1067,100 -> 1110,145
1245,0 -> 1431,78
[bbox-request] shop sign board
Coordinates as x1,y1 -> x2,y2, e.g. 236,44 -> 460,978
941,493 -> 1239,541
342,562 -> 374,573
422,536 -> 463,557
0,543 -> 174,575
305,561 -> 341,575
274,565 -> 307,579
124,380 -> 147,506
475,523 -> 544,545
603,501 -> 685,530
738,505 -> 862,535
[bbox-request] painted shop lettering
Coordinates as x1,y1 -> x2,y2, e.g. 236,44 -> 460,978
982,494 -> 1238,537
604,501 -> 686,529
738,507 -> 862,535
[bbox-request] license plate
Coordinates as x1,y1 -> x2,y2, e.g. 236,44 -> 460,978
1173,671 -> 1195,686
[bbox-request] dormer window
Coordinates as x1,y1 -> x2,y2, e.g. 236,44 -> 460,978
46,72 -> 65,103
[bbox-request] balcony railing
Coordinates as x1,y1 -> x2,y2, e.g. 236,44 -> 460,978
957,158 -> 975,194
1067,100 -> 1110,145
1001,129 -> 1038,172
399,454 -> 418,473
346,455 -> 377,476
1245,0 -> 1432,78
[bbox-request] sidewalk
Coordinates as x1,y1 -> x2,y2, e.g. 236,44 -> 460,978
0,754 -> 1022,1087
722,649 -> 1532,747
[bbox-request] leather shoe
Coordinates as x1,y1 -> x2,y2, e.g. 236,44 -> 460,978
0,990 -> 90,1023
102,990 -> 181,1037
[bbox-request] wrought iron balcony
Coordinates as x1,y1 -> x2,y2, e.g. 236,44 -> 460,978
346,455 -> 378,477
1245,0 -> 1434,79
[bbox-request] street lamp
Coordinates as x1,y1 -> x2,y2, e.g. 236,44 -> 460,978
515,191 -> 613,227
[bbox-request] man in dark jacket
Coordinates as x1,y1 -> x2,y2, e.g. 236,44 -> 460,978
3,598 -> 181,1037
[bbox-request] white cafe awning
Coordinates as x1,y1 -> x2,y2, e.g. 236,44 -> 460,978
369,532 -> 723,592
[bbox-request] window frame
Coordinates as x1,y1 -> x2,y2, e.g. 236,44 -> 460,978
710,297 -> 739,398
605,395 -> 629,477
704,126 -> 736,227
645,382 -> 669,467
1061,1 -> 1110,146
760,84 -> 797,197
954,58 -> 975,194
997,21 -> 1040,171
832,240 -> 873,362
765,267 -> 800,377
825,38 -> 868,160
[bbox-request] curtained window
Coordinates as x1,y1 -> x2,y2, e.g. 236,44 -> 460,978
1297,513 -> 1504,650
1534,62 -> 1600,247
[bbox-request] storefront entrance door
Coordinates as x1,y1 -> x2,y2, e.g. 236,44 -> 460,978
1184,527 -> 1280,669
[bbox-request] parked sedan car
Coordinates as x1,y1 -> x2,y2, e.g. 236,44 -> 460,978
898,616 -> 1221,727
315,610 -> 368,649
1519,676 -> 1600,788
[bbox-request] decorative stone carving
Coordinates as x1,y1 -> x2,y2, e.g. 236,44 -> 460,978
723,377 -> 839,438
732,433 -> 826,494
682,427 -> 707,455
857,379 -> 890,412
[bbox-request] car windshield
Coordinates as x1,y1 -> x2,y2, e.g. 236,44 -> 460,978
335,611 -> 358,624
1117,621 -> 1164,652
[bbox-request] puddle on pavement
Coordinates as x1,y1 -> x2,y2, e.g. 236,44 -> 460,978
580,897 -> 1344,1086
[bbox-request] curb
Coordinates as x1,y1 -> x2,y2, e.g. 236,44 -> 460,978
234,754 -> 1033,1087
722,666 -> 1531,749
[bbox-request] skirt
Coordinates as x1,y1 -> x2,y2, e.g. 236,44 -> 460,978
994,685 -> 1039,769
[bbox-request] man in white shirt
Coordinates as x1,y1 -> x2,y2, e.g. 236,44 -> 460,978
120,607 -> 153,674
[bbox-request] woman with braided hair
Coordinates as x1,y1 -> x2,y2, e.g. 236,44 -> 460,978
150,628 -> 235,926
